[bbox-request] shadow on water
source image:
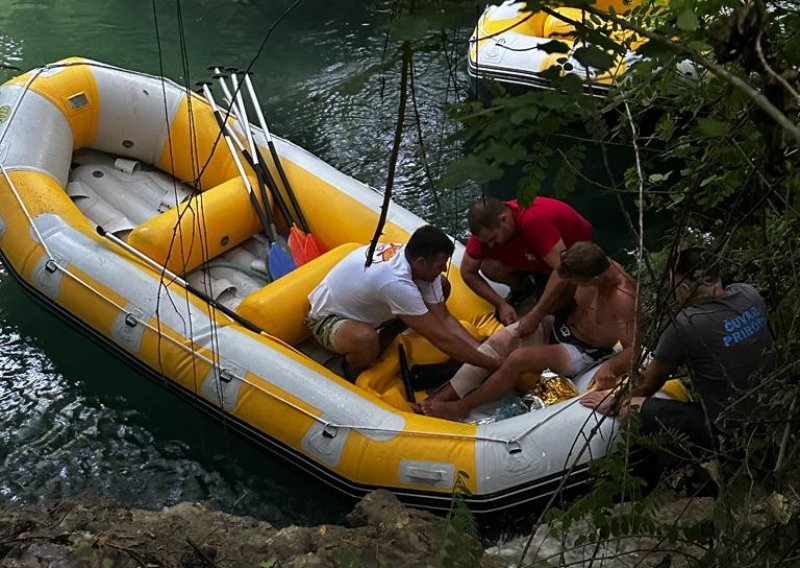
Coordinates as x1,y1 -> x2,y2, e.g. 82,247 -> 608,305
0,264 -> 354,526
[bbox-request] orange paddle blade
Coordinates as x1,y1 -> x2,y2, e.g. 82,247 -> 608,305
288,226 -> 308,265
288,226 -> 326,265
303,233 -> 327,262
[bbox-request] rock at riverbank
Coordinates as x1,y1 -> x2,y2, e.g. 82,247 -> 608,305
0,490 -> 501,567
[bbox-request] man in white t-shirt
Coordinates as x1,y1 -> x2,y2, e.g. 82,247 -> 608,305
307,225 -> 500,376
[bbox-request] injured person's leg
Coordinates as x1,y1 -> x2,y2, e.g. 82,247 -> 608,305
424,318 -> 550,404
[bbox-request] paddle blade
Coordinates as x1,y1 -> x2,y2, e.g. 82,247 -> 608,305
303,233 -> 327,262
288,226 -> 327,266
269,241 -> 296,279
288,226 -> 308,265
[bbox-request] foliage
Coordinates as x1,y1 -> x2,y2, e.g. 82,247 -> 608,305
340,0 -> 800,564
442,471 -> 483,568
451,0 -> 798,563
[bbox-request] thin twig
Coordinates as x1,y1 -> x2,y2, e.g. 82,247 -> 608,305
754,30 -> 800,107
541,3 -> 800,143
187,537 -> 220,568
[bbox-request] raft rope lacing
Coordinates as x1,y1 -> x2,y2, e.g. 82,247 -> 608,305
0,59 -> 586,452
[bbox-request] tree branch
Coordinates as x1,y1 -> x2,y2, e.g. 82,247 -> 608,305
366,41 -> 411,266
541,3 -> 800,143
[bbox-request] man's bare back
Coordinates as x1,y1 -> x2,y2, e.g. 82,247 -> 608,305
567,261 -> 637,350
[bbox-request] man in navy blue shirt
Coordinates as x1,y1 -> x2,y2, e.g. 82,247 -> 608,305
582,247 -> 775,450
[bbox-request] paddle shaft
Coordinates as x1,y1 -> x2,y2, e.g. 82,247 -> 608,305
210,72 -> 296,234
398,345 -> 416,403
203,81 -> 297,279
240,72 -> 310,233
96,225 -> 264,335
200,83 -> 279,246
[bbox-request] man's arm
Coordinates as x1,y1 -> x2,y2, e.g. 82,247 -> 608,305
400,311 -> 500,370
591,346 -> 634,390
426,301 -> 481,349
517,239 -> 574,336
580,357 -> 677,416
592,305 -> 651,389
630,357 -> 677,397
460,253 -> 517,324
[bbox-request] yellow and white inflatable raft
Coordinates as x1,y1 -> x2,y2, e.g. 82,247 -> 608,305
468,0 -> 642,95
0,58 -> 685,513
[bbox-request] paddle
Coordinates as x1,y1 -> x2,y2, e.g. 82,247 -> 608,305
210,70 -> 298,280
211,67 -> 296,245
199,82 -> 296,280
398,345 -> 416,403
235,69 -> 327,265
96,225 -> 265,335
223,67 -> 318,266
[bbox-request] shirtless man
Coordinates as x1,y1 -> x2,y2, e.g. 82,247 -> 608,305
420,242 -> 638,420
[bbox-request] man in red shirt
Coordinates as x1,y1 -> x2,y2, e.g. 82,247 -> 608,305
461,196 -> 593,334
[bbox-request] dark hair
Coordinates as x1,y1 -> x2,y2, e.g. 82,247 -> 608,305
467,196 -> 507,234
405,225 -> 455,260
669,247 -> 720,283
557,242 -> 610,280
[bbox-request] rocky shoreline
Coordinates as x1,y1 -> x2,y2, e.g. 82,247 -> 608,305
0,489 -> 725,567
1,491 -> 482,567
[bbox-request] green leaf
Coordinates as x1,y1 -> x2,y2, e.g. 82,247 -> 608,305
656,114 -> 676,141
572,46 -> 614,72
537,40 -> 570,54
697,117 -> 730,137
688,40 -> 712,52
635,40 -> 672,58
649,171 -> 673,183
510,106 -> 539,125
700,175 -> 719,187
561,73 -> 584,96
518,180 -> 542,207
677,8 -> 699,31
539,65 -> 564,83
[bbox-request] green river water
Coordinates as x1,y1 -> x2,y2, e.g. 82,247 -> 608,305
0,0 -> 637,525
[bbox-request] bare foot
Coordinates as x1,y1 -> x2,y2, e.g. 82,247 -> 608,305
424,382 -> 459,403
408,402 -> 424,414
419,398 -> 469,421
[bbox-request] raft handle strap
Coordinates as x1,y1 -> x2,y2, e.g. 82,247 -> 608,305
219,368 -> 237,383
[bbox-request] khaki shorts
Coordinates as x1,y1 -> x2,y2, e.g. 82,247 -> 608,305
306,313 -> 349,353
